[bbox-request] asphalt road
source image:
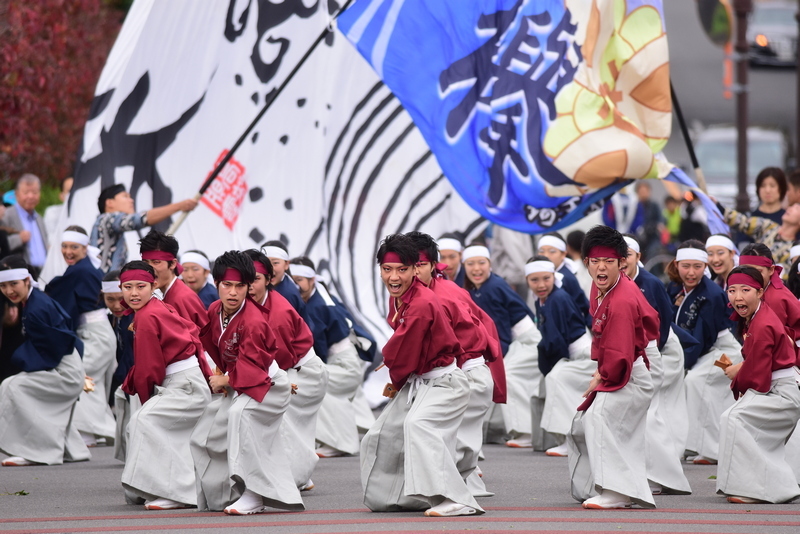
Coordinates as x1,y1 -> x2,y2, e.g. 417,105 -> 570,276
0,443 -> 798,534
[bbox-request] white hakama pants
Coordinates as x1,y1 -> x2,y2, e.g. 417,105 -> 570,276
658,331 -> 689,458
540,335 -> 594,438
0,349 -> 90,465
499,319 -> 541,437
122,366 -> 210,505
684,330 -> 742,460
283,352 -> 328,485
455,362 -> 494,497
567,358 -> 655,508
191,369 -> 303,511
717,374 -> 800,503
316,340 -> 363,454
644,343 -> 691,494
112,386 -> 141,463
352,384 -> 376,432
361,368 -> 483,513
72,318 -> 117,441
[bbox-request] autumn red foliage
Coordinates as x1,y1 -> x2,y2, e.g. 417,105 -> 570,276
0,0 -> 122,185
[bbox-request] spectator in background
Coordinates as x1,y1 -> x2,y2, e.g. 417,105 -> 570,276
751,168 -> 786,224
662,196 -> 682,245
0,202 -> 14,261
786,169 -> 800,207
632,181 -> 663,259
1,174 -> 48,277
43,177 -> 73,241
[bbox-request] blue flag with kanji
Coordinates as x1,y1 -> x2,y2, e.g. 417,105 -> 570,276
338,0 -> 725,233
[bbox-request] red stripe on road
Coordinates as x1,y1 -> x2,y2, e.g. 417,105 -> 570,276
1,515 -> 798,534
2,505 -> 798,525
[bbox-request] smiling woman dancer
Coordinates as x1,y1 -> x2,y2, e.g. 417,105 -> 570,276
717,266 -> 800,504
0,255 -> 88,467
117,261 -> 212,510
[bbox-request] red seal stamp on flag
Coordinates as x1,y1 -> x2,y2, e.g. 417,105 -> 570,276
201,150 -> 247,230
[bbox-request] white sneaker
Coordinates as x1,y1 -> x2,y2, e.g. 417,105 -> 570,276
316,444 -> 345,458
692,455 -> 717,465
299,479 -> 314,491
144,498 -> 190,510
545,443 -> 569,457
80,432 -> 97,448
224,489 -> 267,515
1,456 -> 35,467
649,481 -> 663,495
424,498 -> 479,517
505,434 -> 533,448
582,490 -> 632,509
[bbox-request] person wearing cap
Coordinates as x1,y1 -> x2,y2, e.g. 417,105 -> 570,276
116,261 -> 212,510
91,184 -> 199,273
180,250 -> 218,309
139,230 -> 207,331
667,240 -> 742,466
717,266 -> 800,504
290,256 -> 364,460
0,254 -> 89,466
360,233 -> 481,517
101,270 -> 137,464
243,249 -> 325,493
623,235 -> 692,496
526,255 -> 592,459
706,235 -> 738,290
190,251 -> 304,515
45,225 -> 117,448
437,234 -> 466,287
538,233 -> 591,326
463,243 -> 539,449
261,240 -> 321,348
408,231 -> 500,498
566,225 -> 655,510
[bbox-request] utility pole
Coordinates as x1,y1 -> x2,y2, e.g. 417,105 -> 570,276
733,0 -> 752,213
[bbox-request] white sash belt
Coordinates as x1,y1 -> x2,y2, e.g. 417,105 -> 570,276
772,367 -> 798,381
328,338 -> 351,356
165,355 -> 199,376
294,349 -> 315,369
268,360 -> 280,379
511,316 -> 535,340
568,332 -> 592,359
79,308 -> 108,326
461,356 -> 486,372
407,360 -> 457,403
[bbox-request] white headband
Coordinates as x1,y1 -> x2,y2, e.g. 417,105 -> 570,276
791,245 -> 800,259
0,268 -> 31,284
623,236 -> 640,254
102,281 -> 121,293
62,231 -> 89,246
180,252 -> 210,271
462,245 -> 490,263
525,260 -> 556,276
437,238 -> 463,253
706,235 -> 736,252
676,248 -> 708,264
262,246 -> 289,261
291,265 -> 316,279
538,235 -> 566,252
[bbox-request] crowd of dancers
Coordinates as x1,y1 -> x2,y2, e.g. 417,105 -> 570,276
0,183 -> 799,516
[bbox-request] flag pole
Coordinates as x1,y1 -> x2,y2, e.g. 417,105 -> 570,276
670,81 -> 708,195
167,0 -> 356,235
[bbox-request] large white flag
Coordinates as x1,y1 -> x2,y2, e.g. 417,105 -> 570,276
60,0 -> 484,344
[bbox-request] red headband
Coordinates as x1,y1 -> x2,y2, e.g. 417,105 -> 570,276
141,250 -> 183,275
380,251 -> 407,265
418,251 -> 432,264
120,269 -> 155,284
727,272 -> 763,290
738,255 -> 772,268
219,268 -> 243,282
253,261 -> 269,276
587,246 -> 622,259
